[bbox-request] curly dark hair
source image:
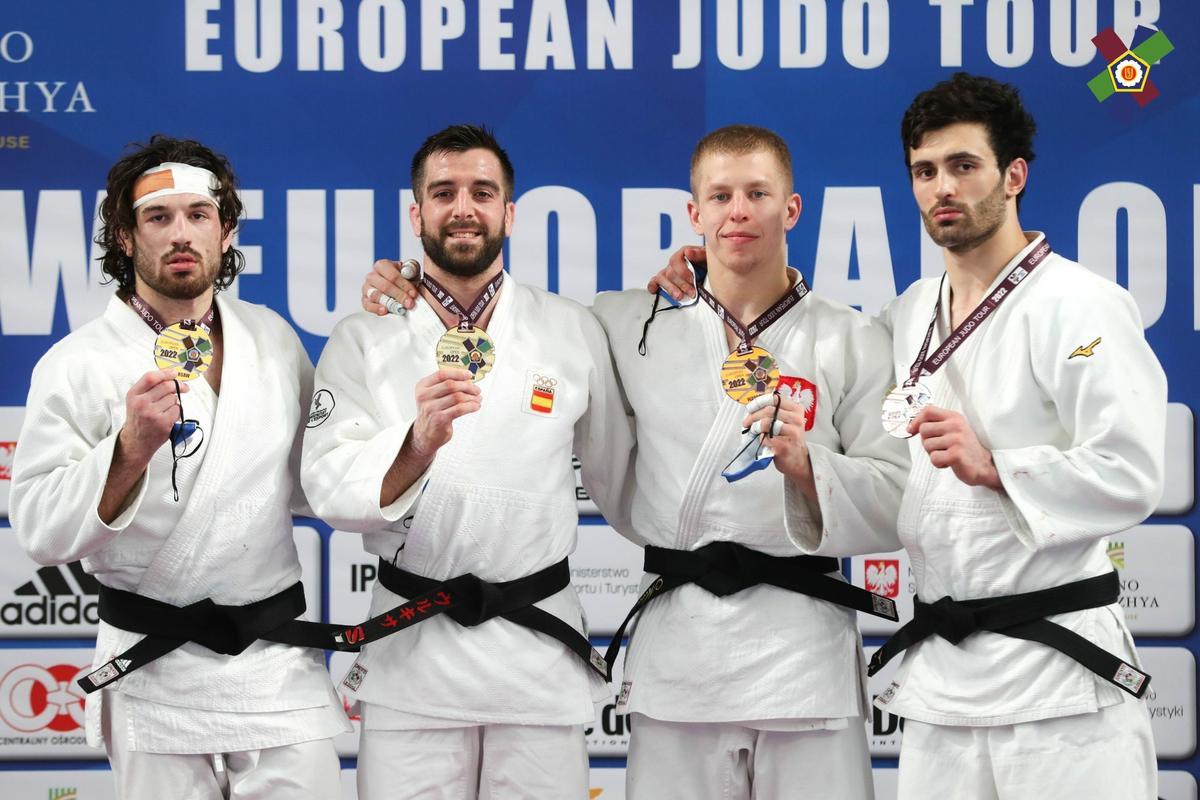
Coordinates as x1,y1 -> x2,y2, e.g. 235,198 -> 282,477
901,73 -> 1037,204
96,135 -> 245,296
410,124 -> 515,202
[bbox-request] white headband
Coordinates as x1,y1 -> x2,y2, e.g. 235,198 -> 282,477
131,162 -> 221,210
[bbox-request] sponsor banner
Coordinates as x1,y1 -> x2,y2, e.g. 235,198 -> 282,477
1141,647 -> 1197,760
328,530 -> 378,629
850,550 -> 912,636
574,455 -> 599,516
1107,525 -> 1194,636
1,770 -> 115,796
0,531 -> 99,638
587,642 -> 631,757
872,768 -> 898,800
1160,403 -> 1194,515
293,524 -> 323,623
0,406 -> 22,519
0,647 -> 100,760
1160,770 -> 1199,800
573,525 -> 643,636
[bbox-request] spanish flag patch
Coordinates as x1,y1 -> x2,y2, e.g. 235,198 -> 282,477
530,377 -> 556,413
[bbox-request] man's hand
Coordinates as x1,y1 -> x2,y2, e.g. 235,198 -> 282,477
409,368 -> 482,458
646,245 -> 705,301
909,406 -> 1004,491
381,368 -> 482,507
117,368 -> 187,467
362,259 -> 420,316
743,392 -> 816,501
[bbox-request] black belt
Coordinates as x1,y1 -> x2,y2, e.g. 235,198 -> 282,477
603,541 -> 899,675
80,582 -> 354,694
357,558 -> 609,680
867,571 -> 1150,698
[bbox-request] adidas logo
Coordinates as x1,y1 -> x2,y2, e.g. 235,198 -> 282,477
2,561 -> 100,627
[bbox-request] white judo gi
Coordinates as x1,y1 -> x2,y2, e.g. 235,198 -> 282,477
592,275 -> 908,800
301,274 -> 634,799
875,234 -> 1165,799
10,294 -> 349,798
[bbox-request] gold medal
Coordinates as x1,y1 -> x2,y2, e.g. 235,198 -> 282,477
154,322 -> 213,381
720,345 -> 779,404
436,327 -> 496,382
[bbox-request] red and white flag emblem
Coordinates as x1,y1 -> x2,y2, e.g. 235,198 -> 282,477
864,559 -> 900,598
777,376 -> 818,431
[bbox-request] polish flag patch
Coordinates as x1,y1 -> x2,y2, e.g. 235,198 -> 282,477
777,375 -> 818,431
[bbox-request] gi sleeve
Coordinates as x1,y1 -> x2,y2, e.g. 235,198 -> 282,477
785,315 -> 909,557
301,317 -> 429,533
10,351 -> 148,565
285,324 -> 317,519
574,308 -> 639,543
991,278 -> 1166,550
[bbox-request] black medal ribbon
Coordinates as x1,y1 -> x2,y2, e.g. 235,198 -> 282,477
867,570 -> 1150,698
903,239 -> 1051,387
421,271 -> 504,332
602,541 -> 898,675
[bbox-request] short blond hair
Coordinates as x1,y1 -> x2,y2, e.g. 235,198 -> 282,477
690,125 -> 794,196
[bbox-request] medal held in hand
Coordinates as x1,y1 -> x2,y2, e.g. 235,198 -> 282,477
423,271 -> 504,383
154,322 -> 214,382
720,345 -> 779,404
881,382 -> 933,439
436,326 -> 496,380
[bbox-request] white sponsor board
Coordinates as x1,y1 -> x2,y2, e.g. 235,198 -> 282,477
328,530 -> 378,629
0,647 -> 100,760
1142,647 -> 1197,760
1,769 -> 115,796
587,642 -> 631,757
0,531 -> 100,638
1108,525 -> 1195,636
293,524 -> 323,623
868,646 -> 1198,761
0,406 -> 21,519
574,454 -> 599,515
573,524 -> 643,636
850,550 -> 911,636
1161,403 -> 1195,515
1160,770 -> 1199,800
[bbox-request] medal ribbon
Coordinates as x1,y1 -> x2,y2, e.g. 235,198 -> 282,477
696,273 -> 810,354
905,239 -> 1052,387
129,293 -> 215,335
421,271 -> 505,332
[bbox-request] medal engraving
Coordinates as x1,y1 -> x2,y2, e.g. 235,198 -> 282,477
881,382 -> 933,438
721,345 -> 779,404
436,327 -> 496,381
154,322 -> 213,381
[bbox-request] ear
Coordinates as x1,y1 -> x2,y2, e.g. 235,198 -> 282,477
687,197 -> 703,236
783,192 -> 802,231
503,200 -> 515,237
117,226 -> 133,258
1004,158 -> 1028,199
221,224 -> 235,254
409,201 -> 423,237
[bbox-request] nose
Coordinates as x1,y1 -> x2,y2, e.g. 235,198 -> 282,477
728,192 -> 750,220
168,213 -> 191,244
452,188 -> 473,219
935,170 -> 957,202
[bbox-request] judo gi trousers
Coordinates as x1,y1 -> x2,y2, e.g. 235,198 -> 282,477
102,692 -> 342,800
357,715 -> 589,799
897,698 -> 1156,800
626,714 -> 874,800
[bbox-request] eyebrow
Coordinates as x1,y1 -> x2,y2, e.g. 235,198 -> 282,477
138,200 -> 213,216
425,178 -> 502,193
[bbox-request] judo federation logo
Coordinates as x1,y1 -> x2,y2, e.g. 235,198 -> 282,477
864,559 -> 900,598
342,662 -> 367,692
1087,26 -> 1174,106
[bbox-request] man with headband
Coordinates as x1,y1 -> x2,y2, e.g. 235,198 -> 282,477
364,125 -> 907,799
865,73 -> 1162,799
301,124 -> 634,799
10,136 -> 348,798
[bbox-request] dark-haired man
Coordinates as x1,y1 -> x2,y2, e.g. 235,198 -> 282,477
10,137 -> 348,798
870,73 -> 1164,798
302,125 -> 633,799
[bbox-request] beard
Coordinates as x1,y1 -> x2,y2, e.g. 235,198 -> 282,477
133,243 -> 220,301
421,221 -> 506,279
922,176 -> 1008,253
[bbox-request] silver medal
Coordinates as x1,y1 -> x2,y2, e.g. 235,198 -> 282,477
881,383 -> 933,439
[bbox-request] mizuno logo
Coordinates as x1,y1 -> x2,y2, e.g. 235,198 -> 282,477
1069,337 -> 1102,359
